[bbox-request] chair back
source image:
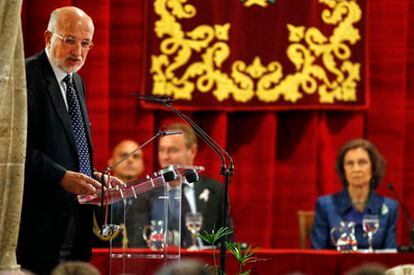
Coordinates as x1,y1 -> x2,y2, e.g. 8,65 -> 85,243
297,210 -> 314,248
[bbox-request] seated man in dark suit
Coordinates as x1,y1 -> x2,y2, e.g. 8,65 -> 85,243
154,122 -> 233,247
93,139 -> 149,247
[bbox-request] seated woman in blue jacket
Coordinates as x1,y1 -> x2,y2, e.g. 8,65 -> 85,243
311,139 -> 398,249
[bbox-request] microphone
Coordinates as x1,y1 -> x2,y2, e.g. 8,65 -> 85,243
133,92 -> 234,273
97,128 -> 180,235
160,129 -> 183,136
133,93 -> 233,172
154,165 -> 179,182
184,168 -> 200,183
132,94 -> 174,104
386,182 -> 414,251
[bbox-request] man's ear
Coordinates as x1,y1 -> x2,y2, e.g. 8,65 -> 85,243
44,30 -> 52,48
190,144 -> 197,161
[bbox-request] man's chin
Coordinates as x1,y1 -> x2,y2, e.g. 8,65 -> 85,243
58,61 -> 83,73
52,58 -> 82,73
63,65 -> 82,73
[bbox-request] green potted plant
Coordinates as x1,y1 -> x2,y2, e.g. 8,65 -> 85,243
197,227 -> 233,274
197,227 -> 261,275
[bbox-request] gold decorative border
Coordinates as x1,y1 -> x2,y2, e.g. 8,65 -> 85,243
241,0 -> 274,7
150,0 -> 362,104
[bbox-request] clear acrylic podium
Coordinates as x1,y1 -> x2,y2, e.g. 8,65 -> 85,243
78,164 -> 204,275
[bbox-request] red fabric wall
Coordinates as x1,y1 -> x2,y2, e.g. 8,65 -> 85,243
21,0 -> 414,248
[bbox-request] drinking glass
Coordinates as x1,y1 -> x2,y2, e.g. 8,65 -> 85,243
185,212 -> 203,250
330,221 -> 358,252
142,220 -> 165,250
362,214 -> 380,252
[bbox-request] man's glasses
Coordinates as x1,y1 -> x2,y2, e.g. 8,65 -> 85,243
52,32 -> 94,50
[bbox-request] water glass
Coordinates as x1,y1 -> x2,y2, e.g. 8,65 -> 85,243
362,214 -> 379,252
185,212 -> 203,250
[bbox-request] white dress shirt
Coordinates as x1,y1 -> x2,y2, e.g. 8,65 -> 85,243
45,48 -> 71,110
183,181 -> 197,214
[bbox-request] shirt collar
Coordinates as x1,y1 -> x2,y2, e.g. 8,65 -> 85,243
45,48 -> 71,84
337,188 -> 382,215
183,179 -> 194,189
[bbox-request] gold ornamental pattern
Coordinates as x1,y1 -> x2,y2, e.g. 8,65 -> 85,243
150,0 -> 362,104
241,0 -> 273,7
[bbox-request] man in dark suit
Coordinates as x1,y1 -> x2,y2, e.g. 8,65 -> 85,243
93,139 -> 147,248
17,6 -> 112,275
156,122 -> 232,247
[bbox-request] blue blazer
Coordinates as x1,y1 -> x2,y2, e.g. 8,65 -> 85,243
311,189 -> 398,249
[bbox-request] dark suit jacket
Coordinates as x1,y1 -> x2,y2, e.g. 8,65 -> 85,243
311,189 -> 398,249
149,176 -> 232,247
17,51 -> 94,274
192,176 -> 229,237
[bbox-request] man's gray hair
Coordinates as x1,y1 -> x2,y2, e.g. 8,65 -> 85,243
46,7 -> 94,33
47,9 -> 59,32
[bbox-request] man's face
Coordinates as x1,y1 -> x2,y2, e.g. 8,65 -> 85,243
158,135 -> 196,168
45,13 -> 94,73
109,141 -> 144,182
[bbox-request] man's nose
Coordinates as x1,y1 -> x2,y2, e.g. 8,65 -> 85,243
161,152 -> 172,161
71,43 -> 83,55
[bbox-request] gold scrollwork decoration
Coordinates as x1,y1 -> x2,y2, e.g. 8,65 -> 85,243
241,0 -> 271,8
150,0 -> 362,104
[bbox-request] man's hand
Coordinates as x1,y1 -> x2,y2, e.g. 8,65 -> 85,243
93,171 -> 124,188
60,170 -> 102,195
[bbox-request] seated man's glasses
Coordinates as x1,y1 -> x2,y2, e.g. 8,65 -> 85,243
52,32 -> 94,50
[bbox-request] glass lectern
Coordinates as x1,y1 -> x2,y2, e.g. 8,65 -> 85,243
78,165 -> 204,275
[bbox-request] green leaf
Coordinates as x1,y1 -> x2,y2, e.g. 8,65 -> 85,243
196,227 -> 233,275
225,242 -> 259,266
196,226 -> 233,246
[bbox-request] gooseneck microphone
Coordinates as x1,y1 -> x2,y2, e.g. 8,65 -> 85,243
134,93 -> 234,273
98,129 -> 183,236
134,94 -> 234,171
134,94 -> 175,104
161,129 -> 184,136
386,182 -> 414,251
106,129 -> 183,173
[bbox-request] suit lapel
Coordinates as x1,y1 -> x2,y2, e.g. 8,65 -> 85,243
40,52 -> 78,151
366,191 -> 384,215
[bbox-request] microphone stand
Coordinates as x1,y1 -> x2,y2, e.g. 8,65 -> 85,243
387,183 -> 414,252
134,94 -> 234,274
98,129 -> 181,235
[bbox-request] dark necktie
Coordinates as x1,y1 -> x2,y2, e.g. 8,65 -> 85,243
63,74 -> 92,177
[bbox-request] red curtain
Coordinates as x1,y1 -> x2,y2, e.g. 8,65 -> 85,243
21,0 -> 414,248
